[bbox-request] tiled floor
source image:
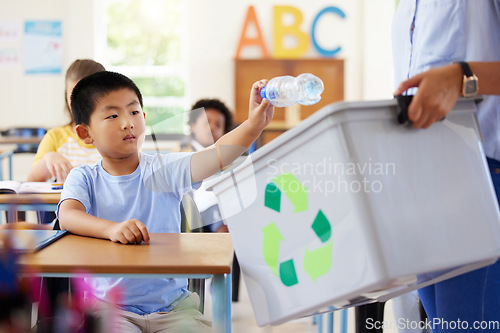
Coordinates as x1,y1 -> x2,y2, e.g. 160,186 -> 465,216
204,277 -> 359,333
202,276 -> 415,333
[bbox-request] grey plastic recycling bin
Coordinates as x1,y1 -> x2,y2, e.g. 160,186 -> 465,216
206,98 -> 500,326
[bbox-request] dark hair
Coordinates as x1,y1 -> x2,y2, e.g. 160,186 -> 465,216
189,99 -> 233,133
64,59 -> 105,124
71,71 -> 143,126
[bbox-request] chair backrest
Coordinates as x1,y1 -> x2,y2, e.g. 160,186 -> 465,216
180,193 -> 203,232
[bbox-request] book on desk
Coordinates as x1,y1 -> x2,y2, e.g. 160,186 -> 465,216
0,229 -> 68,253
0,181 -> 63,194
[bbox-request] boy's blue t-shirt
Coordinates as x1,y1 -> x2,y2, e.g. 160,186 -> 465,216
57,151 -> 201,314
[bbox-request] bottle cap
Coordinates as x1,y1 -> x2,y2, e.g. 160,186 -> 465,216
260,86 -> 267,99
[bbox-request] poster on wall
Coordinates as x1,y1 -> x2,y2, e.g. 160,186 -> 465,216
0,21 -> 20,43
0,48 -> 21,68
24,20 -> 62,74
0,21 -> 21,68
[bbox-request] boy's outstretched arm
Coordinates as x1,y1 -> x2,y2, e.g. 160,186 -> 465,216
191,80 -> 274,183
59,199 -> 150,244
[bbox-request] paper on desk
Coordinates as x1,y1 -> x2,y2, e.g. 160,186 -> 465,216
0,181 -> 63,194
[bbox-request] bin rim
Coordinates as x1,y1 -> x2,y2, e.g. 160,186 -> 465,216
204,97 -> 480,190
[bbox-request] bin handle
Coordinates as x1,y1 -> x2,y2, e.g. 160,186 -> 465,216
395,95 -> 413,125
395,95 -> 446,125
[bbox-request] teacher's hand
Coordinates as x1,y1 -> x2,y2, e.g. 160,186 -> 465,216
394,63 -> 463,129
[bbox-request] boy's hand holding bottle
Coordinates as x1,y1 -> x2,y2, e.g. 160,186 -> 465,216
248,79 -> 274,134
191,80 -> 275,183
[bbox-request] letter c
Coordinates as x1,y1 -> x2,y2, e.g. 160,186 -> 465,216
311,6 -> 346,57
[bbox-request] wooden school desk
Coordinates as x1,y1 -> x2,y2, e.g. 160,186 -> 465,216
0,137 -> 43,145
0,148 -> 14,180
18,233 -> 234,333
0,136 -> 43,156
0,193 -> 60,222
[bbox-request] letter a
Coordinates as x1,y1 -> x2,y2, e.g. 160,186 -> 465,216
235,6 -> 270,59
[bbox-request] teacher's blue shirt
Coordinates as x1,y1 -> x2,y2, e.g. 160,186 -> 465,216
392,0 -> 500,160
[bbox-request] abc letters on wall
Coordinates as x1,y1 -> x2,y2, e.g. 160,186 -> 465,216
235,5 -> 346,59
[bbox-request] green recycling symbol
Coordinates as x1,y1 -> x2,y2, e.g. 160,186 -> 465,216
262,172 -> 333,287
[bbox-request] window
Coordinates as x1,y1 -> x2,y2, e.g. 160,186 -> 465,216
104,0 -> 188,135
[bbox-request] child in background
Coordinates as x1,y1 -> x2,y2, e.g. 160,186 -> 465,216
27,59 -> 105,183
182,98 -> 234,232
184,98 -> 233,151
57,71 -> 273,332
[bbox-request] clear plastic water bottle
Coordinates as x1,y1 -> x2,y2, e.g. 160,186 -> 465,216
260,73 -> 324,107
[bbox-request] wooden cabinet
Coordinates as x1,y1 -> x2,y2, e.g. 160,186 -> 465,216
234,59 -> 344,145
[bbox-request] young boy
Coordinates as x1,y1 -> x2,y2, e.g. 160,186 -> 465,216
57,71 -> 273,332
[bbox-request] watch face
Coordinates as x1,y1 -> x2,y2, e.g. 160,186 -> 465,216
464,78 -> 478,97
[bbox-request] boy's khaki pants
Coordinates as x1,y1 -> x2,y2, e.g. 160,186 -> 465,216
93,293 -> 212,333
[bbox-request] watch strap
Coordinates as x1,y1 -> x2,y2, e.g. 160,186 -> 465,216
455,61 -> 473,78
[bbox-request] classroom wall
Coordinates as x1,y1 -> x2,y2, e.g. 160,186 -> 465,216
0,0 -> 395,130
0,0 -> 98,129
187,0 -> 395,107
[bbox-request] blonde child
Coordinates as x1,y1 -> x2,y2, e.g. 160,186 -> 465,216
27,59 -> 105,182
